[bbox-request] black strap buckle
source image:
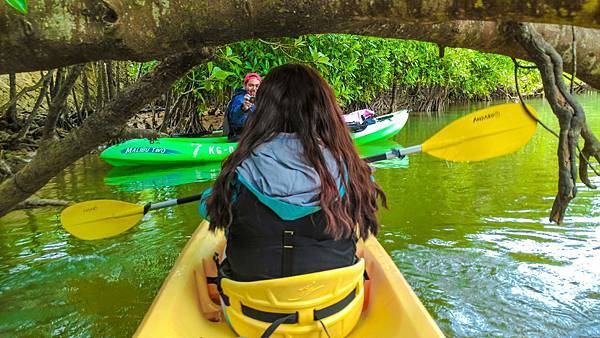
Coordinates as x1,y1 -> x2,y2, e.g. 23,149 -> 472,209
282,230 -> 294,277
243,288 -> 356,338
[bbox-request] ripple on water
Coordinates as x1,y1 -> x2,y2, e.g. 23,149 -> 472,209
427,238 -> 459,247
388,217 -> 600,337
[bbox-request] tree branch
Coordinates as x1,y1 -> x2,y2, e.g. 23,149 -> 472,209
117,128 -> 168,141
42,65 -> 84,140
0,71 -> 53,119
0,49 -> 213,217
503,22 -> 598,224
9,71 -> 54,144
14,198 -> 71,210
1,1 -> 600,74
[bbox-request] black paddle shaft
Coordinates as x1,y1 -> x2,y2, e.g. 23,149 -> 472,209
363,148 -> 405,163
144,194 -> 203,214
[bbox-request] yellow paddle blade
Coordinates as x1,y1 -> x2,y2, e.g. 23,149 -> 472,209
422,103 -> 538,162
60,200 -> 145,240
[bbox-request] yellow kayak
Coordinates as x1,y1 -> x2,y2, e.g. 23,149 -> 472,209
135,221 -> 444,337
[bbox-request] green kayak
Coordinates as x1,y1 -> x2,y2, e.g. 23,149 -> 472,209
100,110 -> 409,167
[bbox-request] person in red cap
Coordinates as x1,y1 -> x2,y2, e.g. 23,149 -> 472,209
224,72 -> 262,141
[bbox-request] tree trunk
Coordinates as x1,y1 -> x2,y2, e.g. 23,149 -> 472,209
101,61 -> 109,103
161,91 -> 185,132
1,72 -> 52,121
114,61 -> 121,93
50,68 -> 65,99
579,122 -> 600,189
0,50 -> 212,217
95,62 -> 105,111
42,65 -> 84,141
6,73 -> 17,125
388,75 -> 397,114
161,90 -> 172,132
569,26 -> 577,95
1,1 -> 600,74
503,22 -> 599,224
136,63 -> 143,81
47,22 -> 600,89
105,60 -> 115,99
81,67 -> 91,113
14,198 -> 71,210
72,87 -> 81,120
15,71 -> 53,141
151,101 -> 157,129
118,128 -> 168,141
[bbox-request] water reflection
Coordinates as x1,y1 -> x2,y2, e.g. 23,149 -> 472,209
357,139 -> 410,169
105,162 -> 221,191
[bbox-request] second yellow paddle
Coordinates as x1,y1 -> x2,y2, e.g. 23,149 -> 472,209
363,102 -> 537,163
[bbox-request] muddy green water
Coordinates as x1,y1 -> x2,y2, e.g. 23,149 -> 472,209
1,94 -> 599,337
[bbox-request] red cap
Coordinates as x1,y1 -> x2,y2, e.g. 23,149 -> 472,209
244,72 -> 261,84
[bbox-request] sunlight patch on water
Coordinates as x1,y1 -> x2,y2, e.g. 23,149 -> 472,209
482,216 -> 551,224
562,216 -> 600,223
427,238 -> 458,247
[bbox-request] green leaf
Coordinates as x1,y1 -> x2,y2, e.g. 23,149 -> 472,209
211,66 -> 234,81
5,0 -> 28,14
316,54 -> 330,65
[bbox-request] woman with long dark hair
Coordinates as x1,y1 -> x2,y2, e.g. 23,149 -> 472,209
201,63 -> 386,282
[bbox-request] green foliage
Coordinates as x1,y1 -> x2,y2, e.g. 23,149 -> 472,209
136,35 -> 543,113
127,61 -> 158,79
4,0 -> 27,14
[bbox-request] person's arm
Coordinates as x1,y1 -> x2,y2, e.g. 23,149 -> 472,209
228,94 -> 250,127
238,102 -> 256,125
228,94 -> 244,114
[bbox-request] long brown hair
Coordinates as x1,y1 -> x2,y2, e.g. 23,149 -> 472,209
206,64 -> 386,240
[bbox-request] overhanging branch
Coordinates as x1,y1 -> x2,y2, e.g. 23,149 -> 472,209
1,1 -> 600,79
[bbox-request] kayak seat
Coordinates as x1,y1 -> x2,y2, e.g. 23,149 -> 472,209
221,259 -> 365,338
346,121 -> 368,133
